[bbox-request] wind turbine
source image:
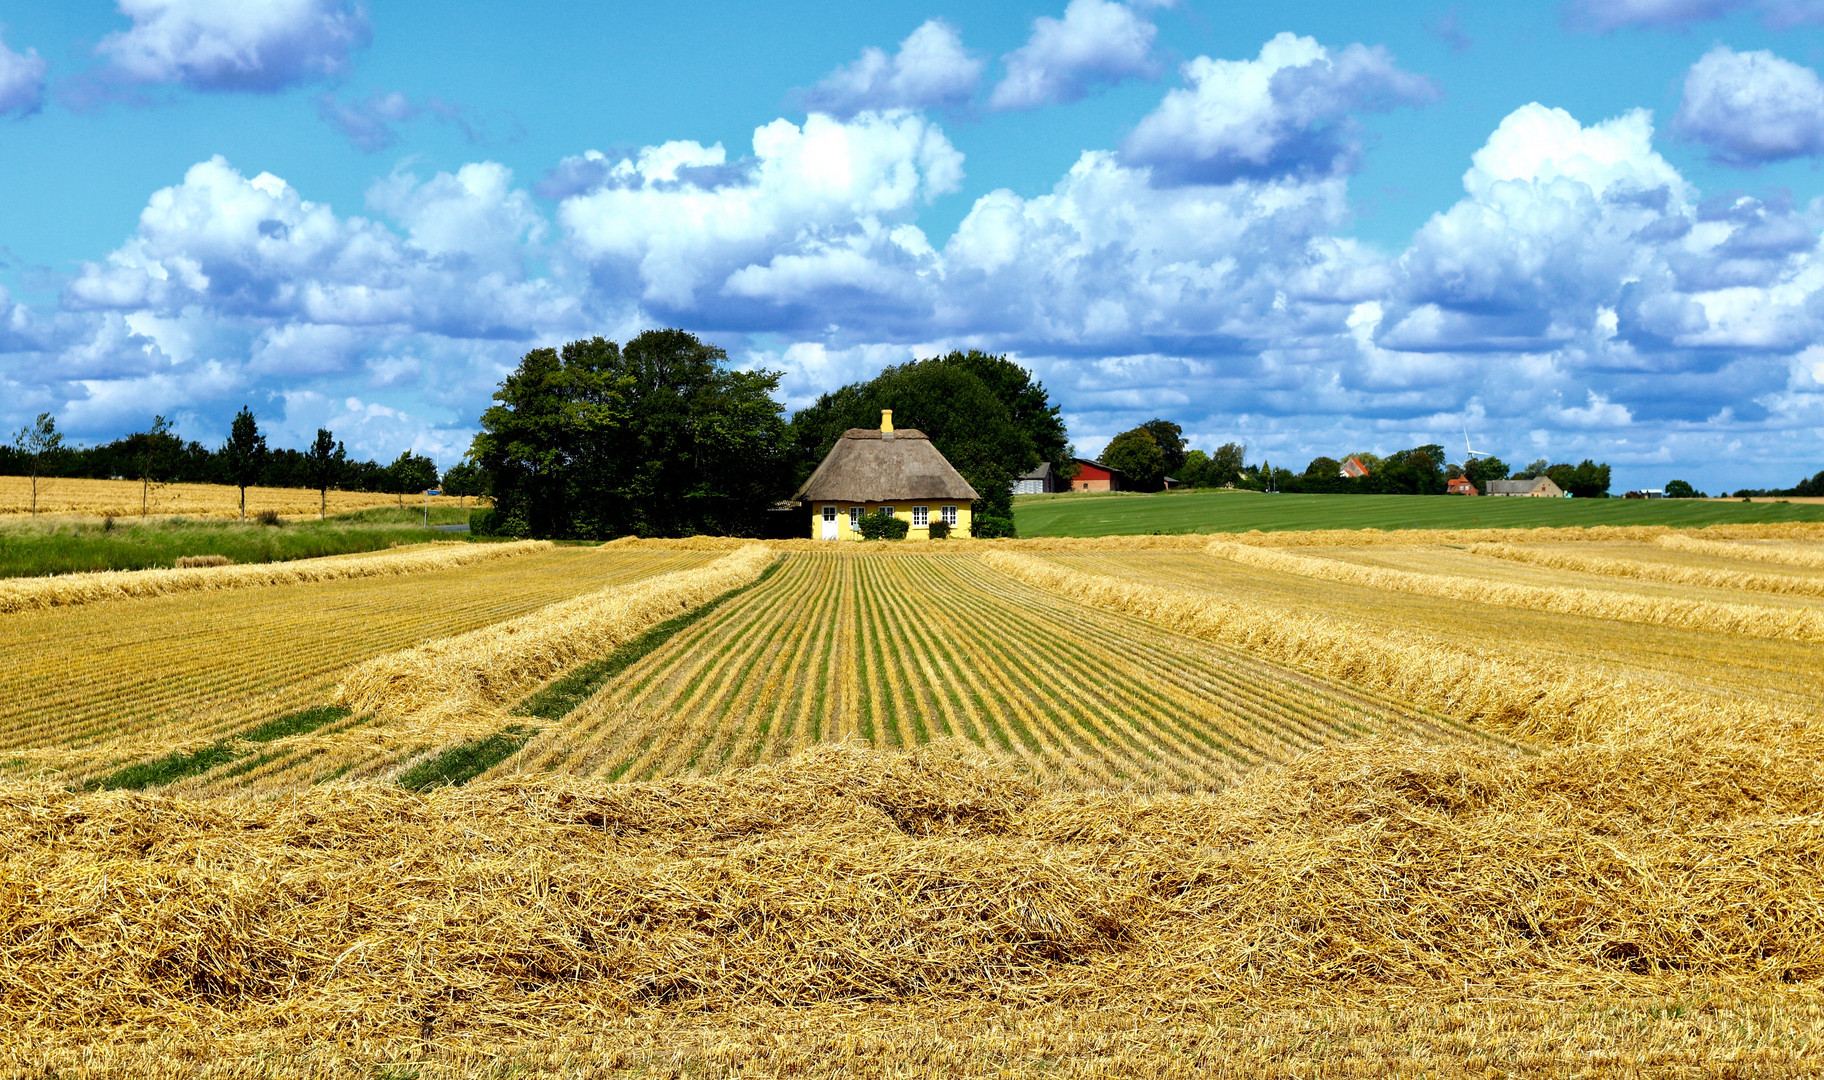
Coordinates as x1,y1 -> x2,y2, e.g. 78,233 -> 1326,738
1463,427 -> 1489,462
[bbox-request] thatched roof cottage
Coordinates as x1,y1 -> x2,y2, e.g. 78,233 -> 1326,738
793,411 -> 979,540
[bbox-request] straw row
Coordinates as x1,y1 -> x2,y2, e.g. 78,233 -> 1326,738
4,735 -> 1821,1056
1205,540 -> 1824,643
0,474 -> 478,520
981,550 -> 1778,746
1657,532 -> 1824,569
1469,541 -> 1824,597
0,539 -> 551,615
333,543 -> 777,720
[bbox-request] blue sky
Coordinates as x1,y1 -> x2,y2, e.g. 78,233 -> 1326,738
5,1 -> 1824,493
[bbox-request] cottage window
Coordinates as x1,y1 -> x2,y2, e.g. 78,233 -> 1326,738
880,505 -> 894,517
912,505 -> 928,527
941,505 -> 957,526
822,505 -> 836,522
849,506 -> 861,529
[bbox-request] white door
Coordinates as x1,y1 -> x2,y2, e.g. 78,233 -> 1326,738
820,504 -> 838,539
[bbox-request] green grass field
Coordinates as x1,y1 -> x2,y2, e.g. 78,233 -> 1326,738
0,506 -> 475,578
1013,489 -> 1824,537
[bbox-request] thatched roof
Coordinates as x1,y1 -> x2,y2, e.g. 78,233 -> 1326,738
794,428 -> 980,503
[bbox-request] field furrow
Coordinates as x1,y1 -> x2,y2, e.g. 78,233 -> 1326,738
494,551 -> 1508,792
0,550 -> 713,785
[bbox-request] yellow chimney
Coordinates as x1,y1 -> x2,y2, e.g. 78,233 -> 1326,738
880,409 -> 893,433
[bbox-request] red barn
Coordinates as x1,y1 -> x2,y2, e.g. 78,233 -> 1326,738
1447,476 -> 1479,496
1070,458 -> 1123,492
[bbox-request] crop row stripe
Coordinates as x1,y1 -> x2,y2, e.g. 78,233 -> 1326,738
1655,533 -> 1824,570
1206,540 -> 1824,643
981,549 -> 1777,747
0,539 -> 552,615
1467,542 -> 1824,598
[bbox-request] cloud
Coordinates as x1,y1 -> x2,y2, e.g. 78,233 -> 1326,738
0,32 -> 47,116
988,0 -> 1164,111
800,20 -> 982,117
1566,0 -> 1824,30
1123,33 -> 1439,185
557,112 -> 962,312
1676,46 -> 1824,166
316,90 -> 476,152
97,0 -> 370,92
1432,9 -> 1473,53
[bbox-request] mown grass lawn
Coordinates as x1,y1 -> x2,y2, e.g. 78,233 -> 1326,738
1012,489 -> 1824,537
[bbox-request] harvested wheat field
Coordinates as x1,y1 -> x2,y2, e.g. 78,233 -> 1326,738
2,525 -> 1822,1077
0,475 -> 475,520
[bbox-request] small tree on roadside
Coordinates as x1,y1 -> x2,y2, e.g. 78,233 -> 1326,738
440,458 -> 486,508
385,451 -> 440,509
221,407 -> 268,522
124,415 -> 180,519
11,413 -> 64,519
304,428 -> 346,519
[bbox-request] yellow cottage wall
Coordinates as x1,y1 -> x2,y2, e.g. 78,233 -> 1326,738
809,501 -> 974,540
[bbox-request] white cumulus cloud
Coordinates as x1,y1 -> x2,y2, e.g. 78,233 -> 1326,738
801,20 -> 982,117
98,0 -> 370,92
0,31 -> 47,116
1123,33 -> 1438,185
988,0 -> 1164,111
1676,46 -> 1824,166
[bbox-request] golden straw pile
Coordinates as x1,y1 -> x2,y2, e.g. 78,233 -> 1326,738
334,543 -> 776,719
0,475 -> 477,520
3,734 -> 1821,1071
1470,540 -> 1824,596
1205,539 -> 1824,643
1658,532 -> 1824,568
0,539 -> 551,614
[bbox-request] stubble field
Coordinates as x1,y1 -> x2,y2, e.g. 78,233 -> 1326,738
2,523 -> 1822,1077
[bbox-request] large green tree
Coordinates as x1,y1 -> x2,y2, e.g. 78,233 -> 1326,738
1100,427 -> 1167,491
1138,419 -> 1186,476
472,330 -> 789,538
787,352 -> 1051,528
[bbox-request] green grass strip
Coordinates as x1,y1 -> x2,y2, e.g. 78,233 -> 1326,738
397,725 -> 537,792
92,704 -> 356,791
243,704 -> 352,742
512,556 -> 786,722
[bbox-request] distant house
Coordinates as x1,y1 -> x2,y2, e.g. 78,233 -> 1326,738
793,410 -> 979,540
1446,476 -> 1479,496
1012,461 -> 1058,495
1162,475 -> 1184,490
1486,476 -> 1565,498
1340,456 -> 1371,479
1071,458 -> 1123,492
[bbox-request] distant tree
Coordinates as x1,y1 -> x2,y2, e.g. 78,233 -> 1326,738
10,413 -> 64,518
1139,419 -> 1186,476
1463,456 -> 1510,491
1207,442 -> 1247,487
304,428 -> 346,519
1790,470 -> 1824,497
1546,459 -> 1611,498
220,407 -> 268,522
1100,427 -> 1167,491
1303,455 -> 1341,480
1513,458 -> 1549,480
1178,449 -> 1212,487
385,451 -> 440,508
474,330 -> 789,538
440,459 -> 487,507
1373,444 -> 1447,495
122,415 -> 181,519
1664,479 -> 1701,498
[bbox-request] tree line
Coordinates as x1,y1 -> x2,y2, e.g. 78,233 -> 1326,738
469,330 -> 1069,539
6,408 -> 480,520
1094,419 -> 1615,497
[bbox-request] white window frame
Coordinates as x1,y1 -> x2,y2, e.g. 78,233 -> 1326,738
880,505 -> 894,517
941,505 -> 957,526
912,505 -> 929,527
849,506 -> 861,530
822,505 -> 836,522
